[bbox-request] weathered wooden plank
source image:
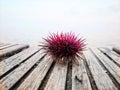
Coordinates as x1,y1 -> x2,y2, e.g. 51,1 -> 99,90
84,50 -> 117,90
72,59 -> 92,90
99,48 -> 120,57
0,44 -> 29,59
0,47 -> 40,77
0,44 -> 18,50
99,48 -> 120,66
17,56 -> 53,90
0,50 -> 45,90
113,47 -> 120,54
0,43 -> 9,47
44,62 -> 68,90
91,48 -> 120,84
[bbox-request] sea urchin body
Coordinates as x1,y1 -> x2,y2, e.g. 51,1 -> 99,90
41,32 -> 86,62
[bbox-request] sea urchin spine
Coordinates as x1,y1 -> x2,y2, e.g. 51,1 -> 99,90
41,32 -> 86,62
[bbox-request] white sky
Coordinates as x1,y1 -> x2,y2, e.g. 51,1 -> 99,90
0,0 -> 120,46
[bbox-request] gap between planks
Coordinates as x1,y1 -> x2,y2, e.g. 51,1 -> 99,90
0,47 -> 41,79
84,50 -> 117,90
17,56 -> 54,90
0,49 -> 45,90
72,59 -> 92,90
99,48 -> 120,67
0,44 -> 29,59
91,48 -> 120,89
44,62 -> 68,90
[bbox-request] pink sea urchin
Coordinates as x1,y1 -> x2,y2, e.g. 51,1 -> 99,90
41,32 -> 86,62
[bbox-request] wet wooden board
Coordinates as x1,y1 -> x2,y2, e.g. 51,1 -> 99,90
0,44 -> 120,90
0,44 -> 29,59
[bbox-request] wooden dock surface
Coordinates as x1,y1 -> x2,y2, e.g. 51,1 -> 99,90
0,43 -> 120,90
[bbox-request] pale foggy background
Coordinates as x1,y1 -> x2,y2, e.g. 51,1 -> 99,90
0,0 -> 120,47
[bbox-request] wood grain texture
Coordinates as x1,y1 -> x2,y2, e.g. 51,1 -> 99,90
72,59 -> 92,90
17,56 -> 53,90
0,50 -> 45,90
0,47 -> 40,77
91,48 -> 120,84
0,45 -> 120,90
84,50 -> 117,90
99,48 -> 120,66
0,44 -> 29,59
44,62 -> 68,90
